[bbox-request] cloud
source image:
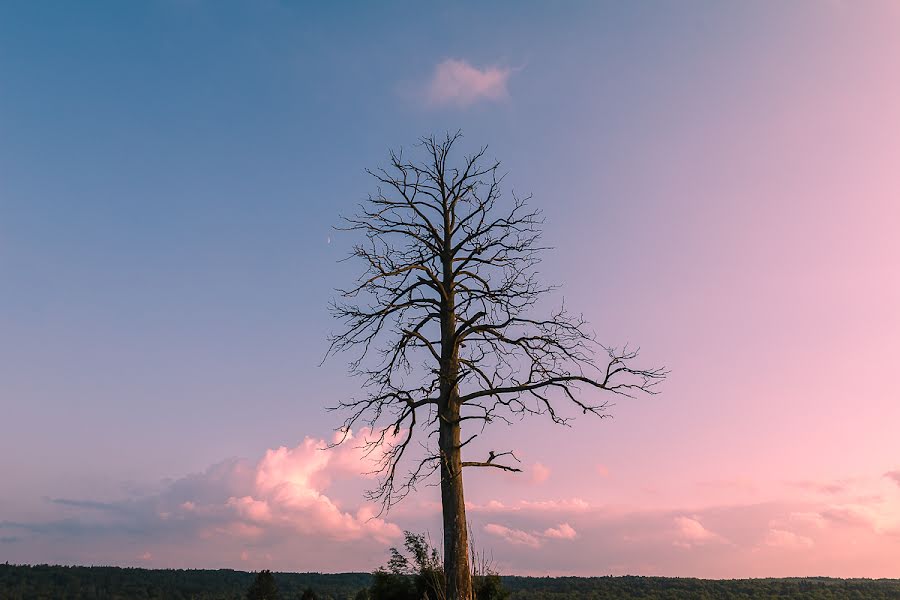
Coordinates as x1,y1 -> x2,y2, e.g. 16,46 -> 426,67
787,480 -> 851,495
8,431 -> 401,563
50,498 -> 126,512
885,470 -> 900,487
484,522 -> 578,548
530,462 -> 550,484
672,516 -> 728,548
543,523 -> 577,540
466,498 -> 591,513
484,523 -> 541,548
761,528 -> 814,549
595,464 -> 610,478
819,503 -> 897,534
785,511 -> 827,530
425,59 -> 511,108
8,452 -> 900,576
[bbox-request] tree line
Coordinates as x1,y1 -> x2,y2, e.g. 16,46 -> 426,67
4,562 -> 900,599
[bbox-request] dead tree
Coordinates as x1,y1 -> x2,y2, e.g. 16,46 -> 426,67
327,133 -> 665,600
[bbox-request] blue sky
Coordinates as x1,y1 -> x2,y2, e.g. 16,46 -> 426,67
2,0 -> 705,488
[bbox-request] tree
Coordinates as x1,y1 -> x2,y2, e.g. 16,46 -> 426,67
246,570 -> 280,600
328,133 -> 666,600
371,531 -> 440,600
300,588 -> 319,600
470,539 -> 508,600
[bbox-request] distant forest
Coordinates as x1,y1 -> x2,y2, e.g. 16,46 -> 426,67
2,564 -> 900,599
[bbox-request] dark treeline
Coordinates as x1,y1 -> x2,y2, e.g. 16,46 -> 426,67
2,564 -> 900,599
502,575 -> 900,599
0,564 -> 369,600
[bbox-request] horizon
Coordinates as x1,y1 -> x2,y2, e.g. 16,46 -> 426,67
2,0 -> 899,580
5,563 -> 900,582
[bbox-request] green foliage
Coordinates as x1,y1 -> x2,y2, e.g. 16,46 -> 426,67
371,531 -> 444,600
369,531 -> 509,600
370,570 -> 416,600
246,570 -> 279,600
499,575 -> 900,599
0,563 -> 370,600
3,563 -> 900,599
300,588 -> 319,600
353,589 -> 370,600
474,574 -> 508,600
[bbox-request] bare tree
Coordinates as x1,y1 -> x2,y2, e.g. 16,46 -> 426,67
327,133 -> 665,600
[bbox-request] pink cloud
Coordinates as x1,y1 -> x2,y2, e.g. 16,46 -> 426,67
530,462 -> 550,484
885,471 -> 900,487
226,496 -> 272,523
761,528 -> 814,549
672,516 -> 727,548
543,523 -> 577,540
484,522 -> 578,548
788,480 -> 851,495
466,498 -> 590,513
819,503 -> 898,534
786,511 -> 827,529
596,464 -> 610,478
425,59 -> 511,108
13,427 -> 900,576
518,498 -> 591,512
217,433 -> 401,543
483,524 -> 541,548
66,430 -> 404,551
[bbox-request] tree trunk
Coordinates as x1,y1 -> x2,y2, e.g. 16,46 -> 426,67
439,409 -> 472,600
441,209 -> 472,600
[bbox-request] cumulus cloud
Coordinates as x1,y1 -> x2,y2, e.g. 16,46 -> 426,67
201,433 -> 399,543
425,59 -> 512,108
672,516 -> 728,548
7,430 -> 401,566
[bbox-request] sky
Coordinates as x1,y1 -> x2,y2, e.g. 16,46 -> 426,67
1,0 -> 899,578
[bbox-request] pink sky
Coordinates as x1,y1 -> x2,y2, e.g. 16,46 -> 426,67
1,1 -> 899,578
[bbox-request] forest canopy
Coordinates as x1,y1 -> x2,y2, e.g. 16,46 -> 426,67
2,564 -> 899,600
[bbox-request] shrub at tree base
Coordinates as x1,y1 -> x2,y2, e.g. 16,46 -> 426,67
369,531 -> 508,600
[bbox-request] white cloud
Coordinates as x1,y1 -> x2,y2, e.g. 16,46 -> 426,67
425,59 -> 511,108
